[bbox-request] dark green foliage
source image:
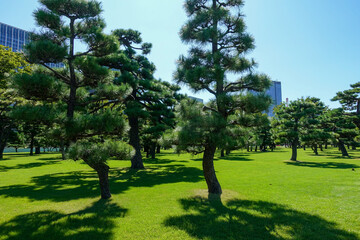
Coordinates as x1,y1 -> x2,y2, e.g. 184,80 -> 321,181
299,98 -> 331,155
332,82 -> 360,115
176,0 -> 271,194
273,97 -> 327,160
13,0 -> 132,198
105,29 -> 181,166
325,108 -> 358,157
68,140 -> 134,164
13,71 -> 66,102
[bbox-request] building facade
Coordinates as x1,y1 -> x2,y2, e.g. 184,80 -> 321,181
0,22 -> 63,68
266,81 -> 282,117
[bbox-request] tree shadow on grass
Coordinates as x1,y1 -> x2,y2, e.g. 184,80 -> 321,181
0,161 -> 60,172
0,199 -> 127,240
218,154 -> 253,161
285,161 -> 359,169
191,153 -> 253,162
0,165 -> 203,202
164,197 -> 359,240
143,158 -> 188,164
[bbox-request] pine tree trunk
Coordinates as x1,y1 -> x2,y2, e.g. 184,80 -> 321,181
247,145 -> 249,152
128,115 -> 144,169
156,144 -> 161,154
29,135 -> 34,156
60,141 -> 66,160
313,144 -> 318,155
338,141 -> 349,157
203,144 -> 222,194
0,143 -> 5,160
86,161 -> 112,199
220,149 -> 225,157
35,146 -> 41,154
150,142 -> 156,159
255,145 -> 258,152
290,142 -> 298,161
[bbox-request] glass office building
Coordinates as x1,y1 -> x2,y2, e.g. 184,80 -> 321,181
0,22 -> 63,68
266,81 -> 282,117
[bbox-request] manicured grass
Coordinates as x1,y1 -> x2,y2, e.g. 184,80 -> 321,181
0,147 -> 359,239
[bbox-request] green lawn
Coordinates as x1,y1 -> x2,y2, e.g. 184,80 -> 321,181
0,148 -> 359,240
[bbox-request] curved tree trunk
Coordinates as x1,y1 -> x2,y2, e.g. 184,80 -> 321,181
128,115 -> 144,169
86,160 -> 112,199
95,163 -> 111,199
203,144 -> 222,194
338,141 -> 349,157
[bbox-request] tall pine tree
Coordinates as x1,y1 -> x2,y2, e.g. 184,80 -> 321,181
175,0 -> 271,194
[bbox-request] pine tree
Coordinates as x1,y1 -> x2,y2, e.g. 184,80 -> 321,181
326,108 -> 358,157
175,0 -> 271,194
13,0 -> 131,199
101,29 -> 181,168
273,98 -> 320,161
299,98 -> 329,155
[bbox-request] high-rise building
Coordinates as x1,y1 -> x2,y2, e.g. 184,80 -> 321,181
0,22 -> 63,68
266,81 -> 282,117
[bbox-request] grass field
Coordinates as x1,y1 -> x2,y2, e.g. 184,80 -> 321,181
0,147 -> 359,240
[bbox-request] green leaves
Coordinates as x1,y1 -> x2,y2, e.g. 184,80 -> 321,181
40,0 -> 102,19
25,39 -> 67,64
0,45 -> 31,85
13,71 -> 65,102
68,140 -> 134,164
34,9 -> 62,30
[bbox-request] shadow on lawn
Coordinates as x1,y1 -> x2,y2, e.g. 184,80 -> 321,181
0,165 -> 203,202
0,199 -> 127,240
143,158 -> 188,164
285,161 -> 359,169
191,153 -> 253,162
164,197 -> 359,240
0,161 -> 60,172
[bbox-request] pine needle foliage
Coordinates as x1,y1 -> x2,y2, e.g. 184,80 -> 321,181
175,0 -> 271,194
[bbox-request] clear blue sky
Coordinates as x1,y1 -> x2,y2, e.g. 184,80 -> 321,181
1,0 -> 360,108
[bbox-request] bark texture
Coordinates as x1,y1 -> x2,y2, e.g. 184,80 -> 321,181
128,115 -> 144,169
203,144 -> 222,194
338,141 -> 349,157
290,142 -> 298,161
